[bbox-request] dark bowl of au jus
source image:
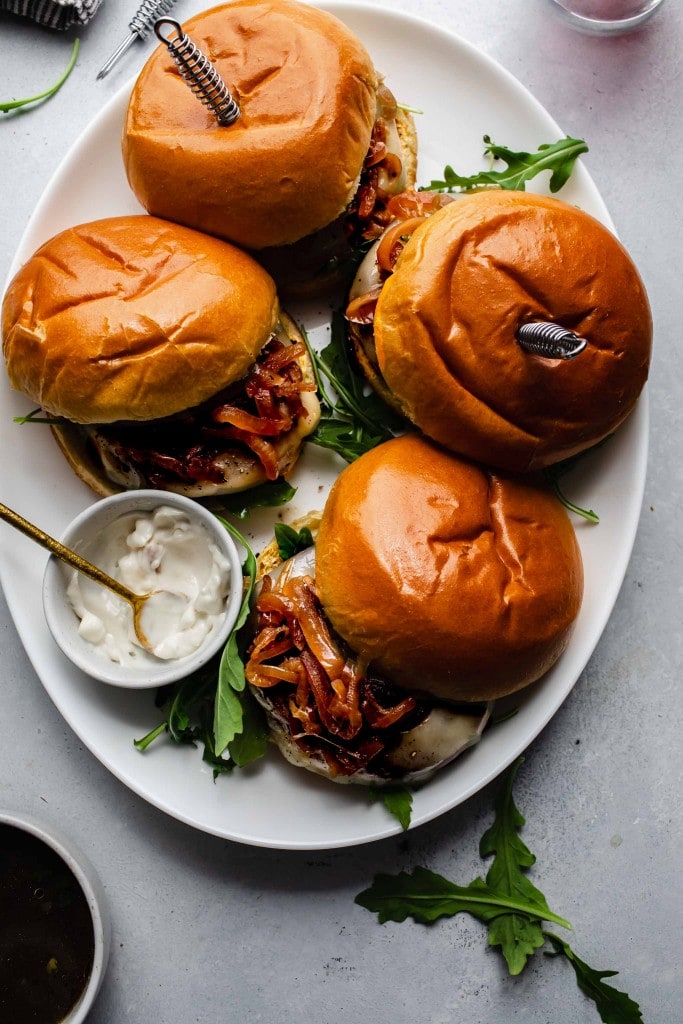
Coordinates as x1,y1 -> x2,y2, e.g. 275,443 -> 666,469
0,811 -> 110,1023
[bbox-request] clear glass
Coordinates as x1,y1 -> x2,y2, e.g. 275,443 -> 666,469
549,0 -> 666,34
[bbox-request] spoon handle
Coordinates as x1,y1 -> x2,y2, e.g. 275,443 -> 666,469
0,502 -> 139,605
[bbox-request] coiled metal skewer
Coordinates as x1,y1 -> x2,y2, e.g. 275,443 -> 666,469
154,18 -> 241,127
516,321 -> 587,360
97,0 -> 178,80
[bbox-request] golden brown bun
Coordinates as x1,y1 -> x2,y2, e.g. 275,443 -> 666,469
254,106 -> 419,300
315,435 -> 584,703
2,215 -> 279,425
47,312 -> 320,499
123,0 -> 379,250
373,191 -> 652,471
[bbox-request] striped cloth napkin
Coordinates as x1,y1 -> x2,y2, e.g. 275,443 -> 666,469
0,0 -> 103,29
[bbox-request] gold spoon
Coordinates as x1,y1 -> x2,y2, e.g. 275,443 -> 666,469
0,501 -> 185,655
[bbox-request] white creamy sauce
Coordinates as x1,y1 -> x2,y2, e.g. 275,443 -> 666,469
66,506 -> 231,664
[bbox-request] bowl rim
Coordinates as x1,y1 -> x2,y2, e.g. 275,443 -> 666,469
0,809 -> 110,1024
42,490 -> 244,688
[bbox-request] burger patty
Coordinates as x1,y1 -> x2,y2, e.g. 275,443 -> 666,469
87,329 -> 319,491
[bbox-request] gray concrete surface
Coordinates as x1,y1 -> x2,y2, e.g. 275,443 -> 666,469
0,1 -> 681,1021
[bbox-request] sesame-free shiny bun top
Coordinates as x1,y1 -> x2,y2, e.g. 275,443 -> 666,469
373,191 -> 652,471
2,215 -> 279,424
122,0 -> 379,250
315,434 -> 584,703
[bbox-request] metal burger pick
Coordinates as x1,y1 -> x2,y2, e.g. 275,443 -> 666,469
97,0 -> 179,80
516,321 -> 587,360
154,18 -> 241,127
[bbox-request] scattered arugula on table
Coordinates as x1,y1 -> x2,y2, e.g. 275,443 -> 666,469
1,39 -> 80,113
302,314 -> 405,463
545,933 -> 644,1023
356,757 -> 643,1023
423,135 -> 588,194
134,517 -> 268,772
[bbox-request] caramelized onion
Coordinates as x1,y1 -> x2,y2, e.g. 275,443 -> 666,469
284,577 -> 346,681
376,216 -> 426,273
213,404 -> 292,436
246,568 -> 423,776
345,287 -> 382,325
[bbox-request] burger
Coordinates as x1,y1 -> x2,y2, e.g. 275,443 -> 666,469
346,189 -> 652,471
1,215 -> 321,497
122,0 -> 418,297
246,434 -> 584,784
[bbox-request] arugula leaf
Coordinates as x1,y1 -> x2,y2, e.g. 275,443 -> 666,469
479,757 -> 558,974
214,480 -> 296,519
541,438 -> 612,524
368,785 -> 413,830
13,408 -> 62,425
355,759 -> 644,1023
422,135 -> 588,194
1,39 -> 79,113
167,669 -> 213,744
212,516 -> 258,756
544,933 -> 644,1024
227,688 -> 269,767
544,474 -> 600,524
303,313 -> 404,462
133,658 -> 225,756
306,416 -> 389,463
133,722 -> 167,752
274,522 -> 314,561
355,865 -> 570,929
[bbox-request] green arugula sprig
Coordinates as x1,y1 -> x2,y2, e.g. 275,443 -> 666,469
545,933 -> 644,1023
274,522 -> 314,560
368,785 -> 414,831
2,39 -> 80,113
134,517 -> 268,771
423,135 -> 588,194
214,480 -> 297,519
356,758 -> 643,1023
303,314 -> 405,463
211,516 -> 267,761
542,437 -> 613,524
13,407 -> 63,425
544,467 -> 600,524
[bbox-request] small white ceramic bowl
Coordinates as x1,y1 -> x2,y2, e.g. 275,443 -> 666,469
0,810 -> 110,1024
43,490 -> 243,688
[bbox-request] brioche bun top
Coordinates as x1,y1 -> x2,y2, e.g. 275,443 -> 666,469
2,215 -> 279,424
123,0 -> 379,250
315,434 -> 584,703
373,190 -> 652,471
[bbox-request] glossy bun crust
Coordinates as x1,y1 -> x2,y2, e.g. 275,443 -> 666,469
2,215 -> 279,424
123,0 -> 379,250
374,191 -> 652,471
316,435 -> 583,703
